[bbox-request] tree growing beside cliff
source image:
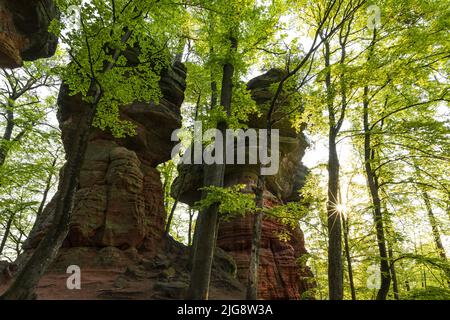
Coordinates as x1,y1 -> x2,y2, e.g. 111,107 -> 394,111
185,0 -> 289,300
1,0 -> 188,300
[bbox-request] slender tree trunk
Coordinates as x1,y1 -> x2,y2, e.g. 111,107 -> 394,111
421,190 -> 450,287
343,215 -> 356,300
36,155 -> 58,217
187,37 -> 237,300
164,199 -> 179,235
0,109 -> 14,167
363,86 -> 391,301
186,166 -> 224,299
246,174 -> 265,300
323,39 -> 344,300
447,197 -> 450,221
422,269 -> 427,288
0,212 -> 14,256
166,92 -> 200,236
188,73 -> 215,266
327,131 -> 343,300
405,280 -> 410,291
387,244 -> 399,299
188,208 -> 195,246
188,207 -> 203,269
383,208 -> 400,300
422,191 -> 447,260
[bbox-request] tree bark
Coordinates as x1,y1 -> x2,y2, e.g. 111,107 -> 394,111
383,207 -> 400,300
387,243 -> 400,299
188,206 -> 203,270
164,199 -> 179,235
246,174 -> 265,300
422,191 -> 447,260
0,212 -> 14,256
421,190 -> 450,287
36,154 -> 58,217
186,165 -> 224,299
327,131 -> 344,300
363,85 -> 391,301
323,39 -> 344,300
0,109 -> 15,167
188,208 -> 195,246
187,37 -> 237,300
343,215 -> 356,300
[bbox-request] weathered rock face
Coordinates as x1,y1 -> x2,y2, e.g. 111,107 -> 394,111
0,0 -> 58,68
24,62 -> 187,256
172,69 -> 315,299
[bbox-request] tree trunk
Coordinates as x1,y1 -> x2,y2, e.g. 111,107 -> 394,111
0,109 -> 15,167
422,191 -> 447,260
186,165 -> 224,299
164,199 -> 179,235
36,155 -> 58,217
187,37 -> 237,300
246,174 -> 265,300
321,38 -> 344,300
327,131 -> 344,300
343,215 -> 356,300
421,190 -> 450,287
188,207 -> 203,270
447,196 -> 450,221
383,208 -> 400,300
188,208 -> 195,246
387,244 -> 400,299
363,86 -> 391,301
0,212 -> 14,256
1,101 -> 96,299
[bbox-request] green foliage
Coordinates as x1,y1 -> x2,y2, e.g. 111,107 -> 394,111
193,185 -> 256,219
404,287 -> 450,300
51,0 -> 189,137
265,202 -> 308,229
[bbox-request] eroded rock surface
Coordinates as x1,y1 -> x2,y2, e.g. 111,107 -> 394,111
1,237 -> 245,299
24,62 -> 187,256
0,0 -> 58,68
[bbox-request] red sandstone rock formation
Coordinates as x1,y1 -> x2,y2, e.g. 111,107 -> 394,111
23,61 -> 187,259
172,69 -> 315,300
0,0 -> 58,68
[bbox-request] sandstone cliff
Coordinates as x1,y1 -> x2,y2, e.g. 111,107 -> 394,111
0,0 -> 58,68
